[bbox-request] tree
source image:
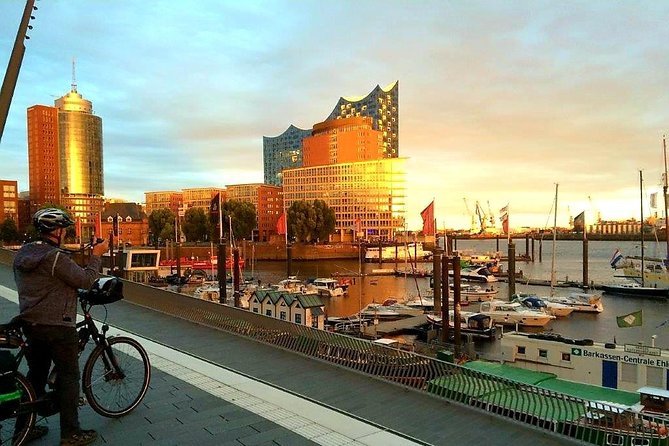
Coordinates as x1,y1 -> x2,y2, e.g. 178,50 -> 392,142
182,207 -> 210,242
288,200 -> 316,243
313,199 -> 336,242
219,200 -> 256,243
148,209 -> 176,244
0,218 -> 19,244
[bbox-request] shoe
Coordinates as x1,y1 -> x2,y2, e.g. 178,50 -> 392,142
60,429 -> 97,446
24,425 -> 49,442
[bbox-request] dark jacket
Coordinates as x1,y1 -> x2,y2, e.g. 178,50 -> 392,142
13,241 -> 101,327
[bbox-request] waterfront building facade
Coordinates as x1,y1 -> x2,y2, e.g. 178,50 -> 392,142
248,290 -> 325,329
101,202 -> 148,247
590,219 -> 642,235
0,179 -> 18,222
27,84 -> 103,239
226,183 -> 283,241
182,187 -> 224,212
263,125 -> 311,186
326,81 -> 399,158
302,117 -> 384,167
144,191 -> 184,216
282,158 -> 406,241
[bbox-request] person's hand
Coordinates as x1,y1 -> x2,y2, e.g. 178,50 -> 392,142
92,239 -> 109,257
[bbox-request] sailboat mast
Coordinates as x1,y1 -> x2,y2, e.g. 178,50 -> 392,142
640,170 -> 645,287
550,183 -> 558,294
662,135 -> 669,270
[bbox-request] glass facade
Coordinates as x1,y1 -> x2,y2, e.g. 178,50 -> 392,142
263,125 -> 311,186
282,158 -> 406,240
326,81 -> 399,158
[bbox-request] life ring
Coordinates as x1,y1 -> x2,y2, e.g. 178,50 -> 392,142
658,425 -> 667,437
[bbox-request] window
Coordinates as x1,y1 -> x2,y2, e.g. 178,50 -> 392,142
517,346 -> 526,355
561,353 -> 571,362
252,307 -> 258,313
265,309 -> 272,317
295,314 -> 302,324
621,363 -> 637,383
280,311 -> 286,320
538,349 -> 548,359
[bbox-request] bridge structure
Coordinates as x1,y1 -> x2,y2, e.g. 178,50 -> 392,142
0,248 -> 599,445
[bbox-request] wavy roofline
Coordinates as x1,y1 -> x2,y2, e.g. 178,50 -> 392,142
263,124 -> 311,140
341,80 -> 398,103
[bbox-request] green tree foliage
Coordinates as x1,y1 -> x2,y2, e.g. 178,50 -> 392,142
313,199 -> 336,242
0,218 -> 19,244
288,200 -> 337,243
148,208 -> 176,244
218,200 -> 256,242
182,207 -> 210,242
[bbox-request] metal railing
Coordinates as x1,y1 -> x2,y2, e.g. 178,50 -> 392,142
1,248 -> 667,446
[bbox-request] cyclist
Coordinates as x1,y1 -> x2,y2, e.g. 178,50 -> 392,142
13,208 -> 108,446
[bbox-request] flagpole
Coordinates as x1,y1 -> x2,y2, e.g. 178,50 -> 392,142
218,193 -> 223,241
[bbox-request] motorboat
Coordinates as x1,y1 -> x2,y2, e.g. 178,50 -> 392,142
426,311 -> 496,339
478,300 -> 555,327
454,284 -> 498,302
311,278 -> 347,297
456,266 -> 498,283
601,280 -> 669,298
360,299 -> 424,320
274,276 -> 317,295
511,293 -> 574,317
540,292 -> 604,313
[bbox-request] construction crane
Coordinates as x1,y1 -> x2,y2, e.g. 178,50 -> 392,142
487,201 -> 496,227
474,201 -> 487,233
463,198 -> 477,234
588,195 -> 601,223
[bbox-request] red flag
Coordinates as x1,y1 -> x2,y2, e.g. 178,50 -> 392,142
499,205 -> 509,235
210,193 -> 220,214
420,201 -> 435,236
276,213 -> 287,235
94,212 -> 102,237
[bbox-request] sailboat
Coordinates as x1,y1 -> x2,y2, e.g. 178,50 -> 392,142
603,169 -> 669,298
522,184 -> 604,313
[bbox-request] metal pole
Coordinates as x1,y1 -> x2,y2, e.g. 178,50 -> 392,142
582,238 -> 589,289
233,247 -> 240,307
453,255 -> 462,356
0,0 -> 36,144
440,256 -> 450,343
432,248 -> 442,314
217,241 -> 226,304
508,241 -> 516,299
663,136 -> 669,269
286,243 -> 292,277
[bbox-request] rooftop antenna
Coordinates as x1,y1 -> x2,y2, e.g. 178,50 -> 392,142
71,57 -> 77,92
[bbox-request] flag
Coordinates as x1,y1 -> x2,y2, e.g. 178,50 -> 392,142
355,218 -> 362,233
210,193 -> 220,214
610,249 -> 624,268
94,212 -> 102,237
573,211 -> 585,232
617,310 -> 642,328
420,201 -> 435,236
656,319 -> 669,329
650,192 -> 658,209
499,204 -> 509,234
75,217 -> 81,239
276,212 -> 286,235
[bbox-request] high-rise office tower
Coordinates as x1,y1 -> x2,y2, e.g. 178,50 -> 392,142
27,76 -> 103,239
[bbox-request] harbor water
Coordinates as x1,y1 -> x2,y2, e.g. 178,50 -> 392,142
245,239 -> 669,348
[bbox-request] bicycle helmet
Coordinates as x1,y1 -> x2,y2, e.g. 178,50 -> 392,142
33,208 -> 75,233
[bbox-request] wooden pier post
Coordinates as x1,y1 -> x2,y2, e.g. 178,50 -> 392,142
441,257 -> 450,343
453,256 -> 462,356
582,238 -> 589,289
531,237 -> 535,262
496,236 -> 499,252
218,240 -> 226,304
378,238 -> 382,268
525,235 -> 529,259
432,248 -> 442,313
538,238 -> 543,262
233,247 -> 241,307
508,242 -> 516,299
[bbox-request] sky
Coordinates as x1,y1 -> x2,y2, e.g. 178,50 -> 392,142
1,0 -> 668,232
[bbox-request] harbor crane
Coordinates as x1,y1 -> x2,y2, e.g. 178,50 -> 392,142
463,198 -> 477,234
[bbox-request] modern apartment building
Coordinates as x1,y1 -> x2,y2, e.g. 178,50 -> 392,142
144,191 -> 184,216
27,83 -> 103,239
0,180 -> 18,222
263,125 -> 311,186
326,81 -> 399,158
226,183 -> 282,241
282,158 -> 406,241
182,187 -> 224,212
302,117 -> 384,167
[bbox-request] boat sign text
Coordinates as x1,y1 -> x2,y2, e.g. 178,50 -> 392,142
571,347 -> 669,367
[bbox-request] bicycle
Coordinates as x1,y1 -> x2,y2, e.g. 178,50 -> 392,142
0,277 -> 151,445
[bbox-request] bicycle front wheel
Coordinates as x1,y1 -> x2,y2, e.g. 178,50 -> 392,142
82,336 -> 151,418
0,372 -> 37,446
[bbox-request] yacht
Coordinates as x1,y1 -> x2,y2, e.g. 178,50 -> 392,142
512,293 -> 574,317
478,300 -> 555,327
540,292 -> 603,313
311,278 -> 347,297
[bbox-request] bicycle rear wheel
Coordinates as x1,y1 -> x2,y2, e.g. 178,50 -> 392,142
82,336 -> 150,418
0,372 -> 36,446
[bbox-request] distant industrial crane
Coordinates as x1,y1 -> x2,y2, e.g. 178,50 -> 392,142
588,195 -> 601,223
463,198 -> 477,234
487,201 -> 496,227
474,201 -> 487,233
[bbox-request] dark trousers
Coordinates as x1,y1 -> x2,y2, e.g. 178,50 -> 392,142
23,325 -> 80,437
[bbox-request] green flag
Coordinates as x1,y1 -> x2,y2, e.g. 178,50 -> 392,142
617,310 -> 643,328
